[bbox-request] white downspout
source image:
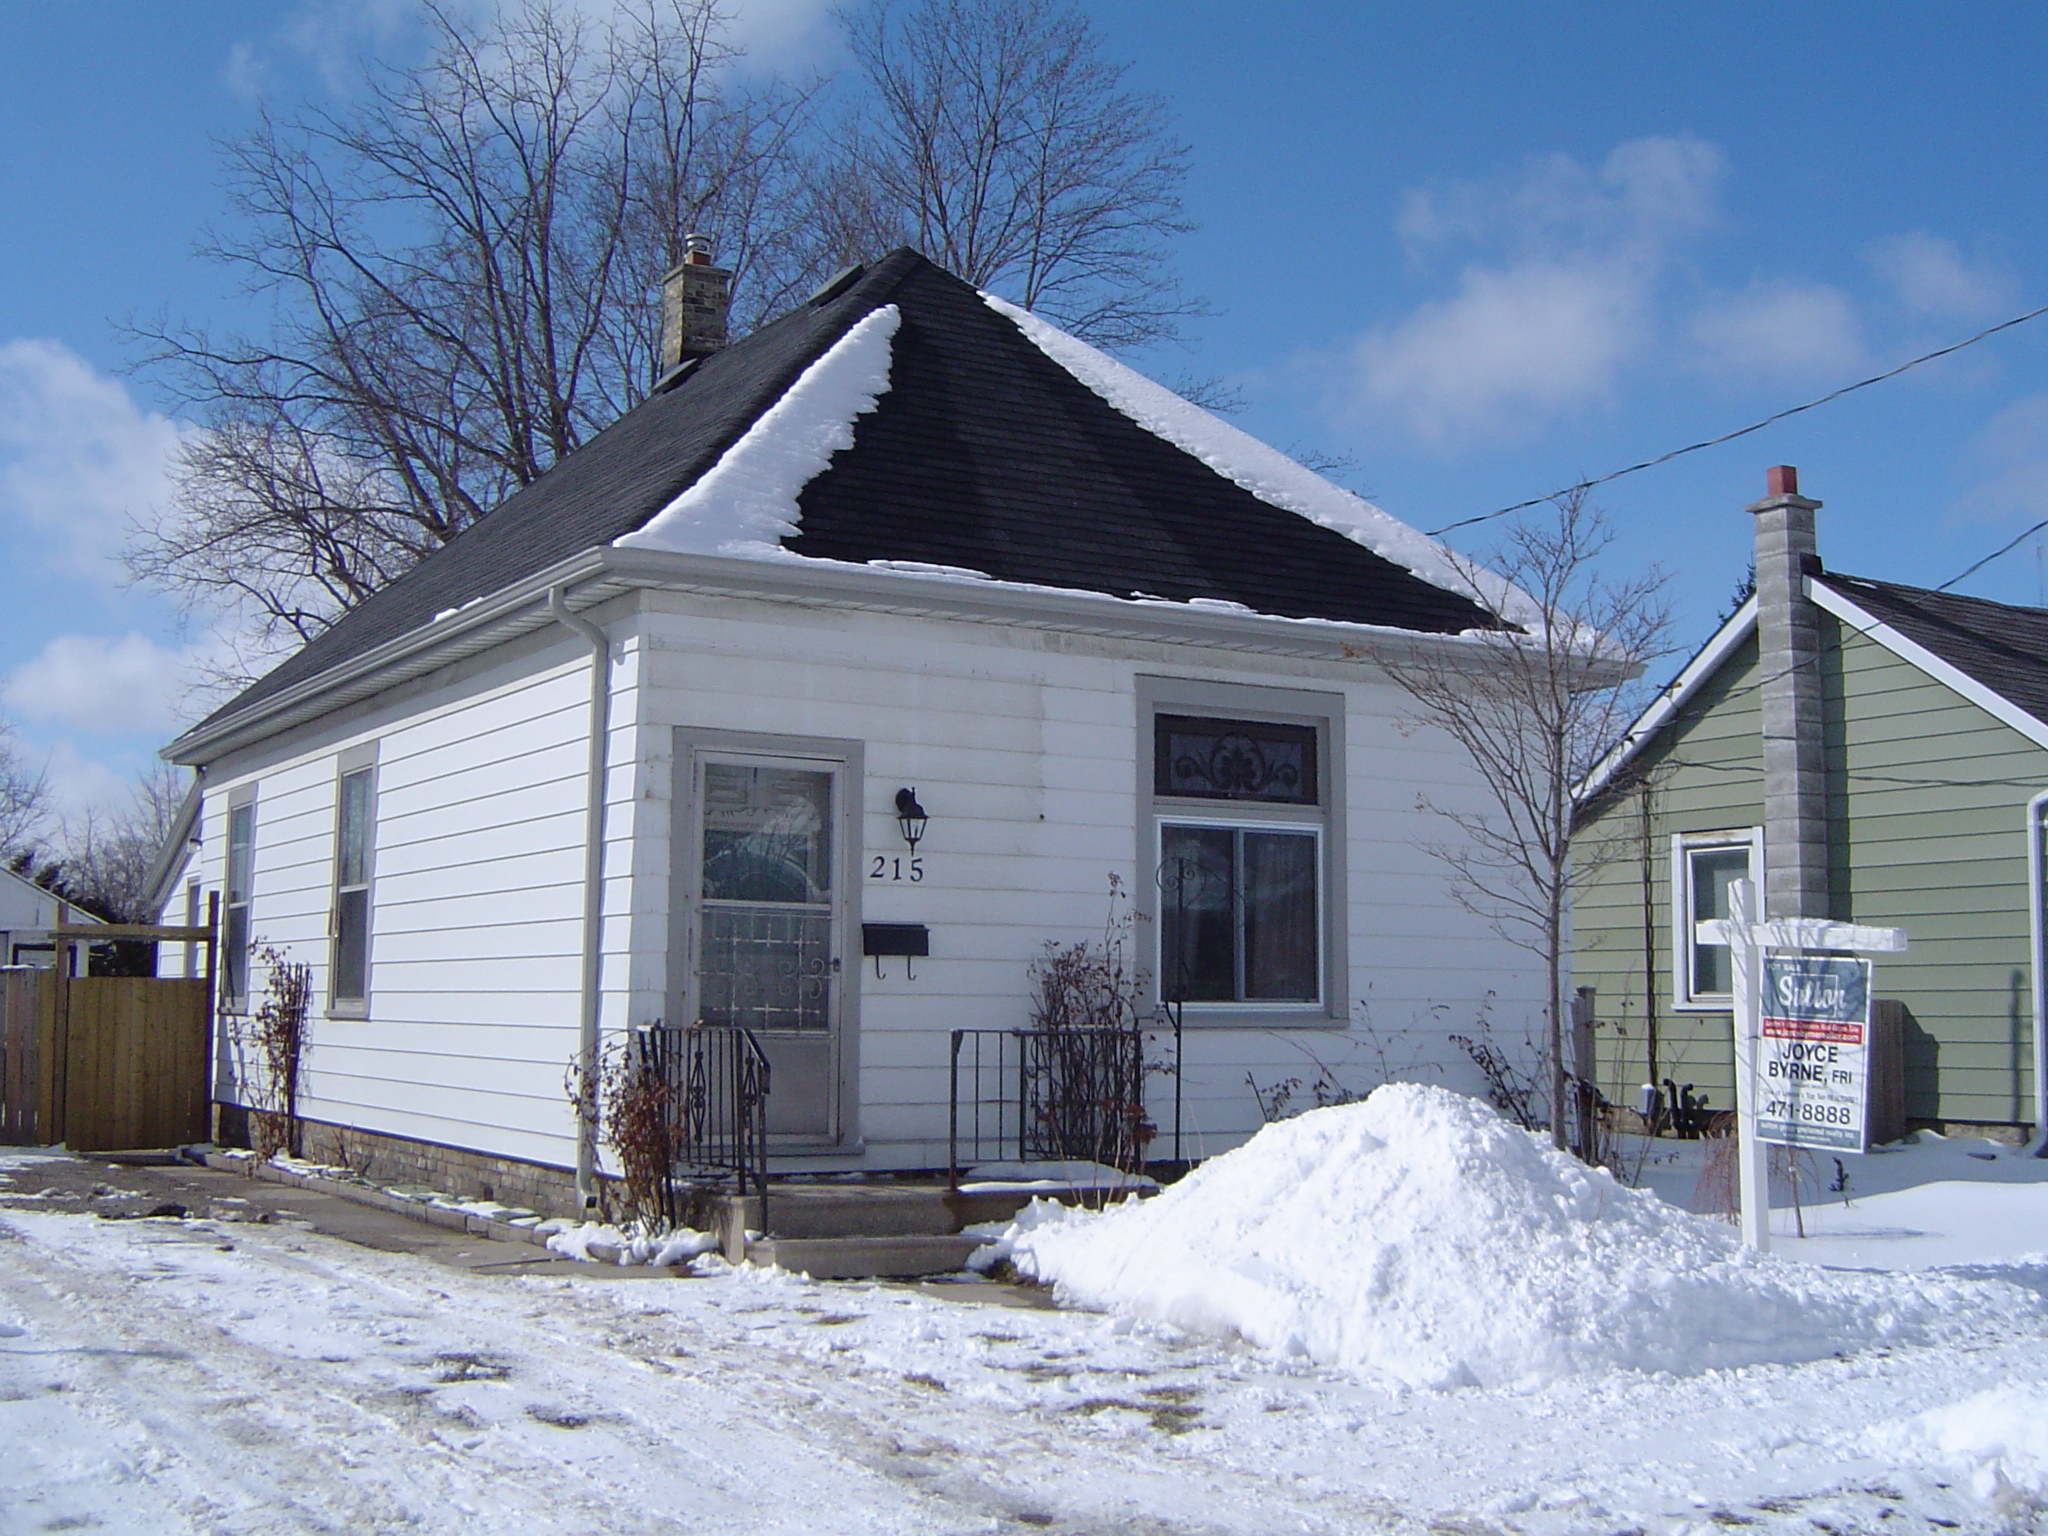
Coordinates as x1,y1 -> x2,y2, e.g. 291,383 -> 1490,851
549,583 -> 612,1209
2027,790 -> 2048,1153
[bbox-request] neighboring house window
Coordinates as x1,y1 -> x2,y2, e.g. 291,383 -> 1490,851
1153,712 -> 1324,1006
224,794 -> 256,1010
1673,831 -> 1762,1007
331,754 -> 376,1012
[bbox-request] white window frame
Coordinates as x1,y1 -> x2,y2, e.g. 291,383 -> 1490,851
1670,828 -> 1765,1011
1137,678 -> 1345,1026
329,745 -> 378,1017
222,787 -> 257,1014
2024,791 -> 2048,1142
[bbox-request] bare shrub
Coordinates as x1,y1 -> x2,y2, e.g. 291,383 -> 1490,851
1026,875 -> 1154,1169
1449,1000 -> 1549,1134
247,946 -> 311,1160
564,1033 -> 676,1230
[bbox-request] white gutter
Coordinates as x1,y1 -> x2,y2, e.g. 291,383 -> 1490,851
2027,790 -> 2048,1153
548,583 -> 613,1210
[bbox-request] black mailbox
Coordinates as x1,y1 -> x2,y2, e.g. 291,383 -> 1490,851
861,922 -> 930,957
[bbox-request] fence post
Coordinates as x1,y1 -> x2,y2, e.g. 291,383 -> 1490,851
1571,986 -> 1598,1162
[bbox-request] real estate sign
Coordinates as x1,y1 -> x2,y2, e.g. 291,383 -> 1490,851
1755,955 -> 1871,1152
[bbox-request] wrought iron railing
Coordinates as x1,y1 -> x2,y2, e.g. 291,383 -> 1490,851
643,1023 -> 771,1228
948,1026 -> 1148,1187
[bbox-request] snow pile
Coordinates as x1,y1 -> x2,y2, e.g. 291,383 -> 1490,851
544,1221 -> 720,1268
1875,1387 -> 2048,1514
617,305 -> 899,558
995,1084 -> 2041,1389
982,292 -> 1543,634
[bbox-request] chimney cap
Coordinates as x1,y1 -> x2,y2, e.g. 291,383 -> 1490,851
1767,465 -> 1799,497
685,231 -> 715,266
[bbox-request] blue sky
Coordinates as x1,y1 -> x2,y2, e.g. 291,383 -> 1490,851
2,2 -> 2045,818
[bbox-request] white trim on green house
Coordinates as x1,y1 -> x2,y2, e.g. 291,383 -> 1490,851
2026,789 -> 2048,1148
1808,582 -> 2048,753
1578,598 -> 1758,803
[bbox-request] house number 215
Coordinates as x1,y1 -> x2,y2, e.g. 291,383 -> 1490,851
869,855 -> 924,882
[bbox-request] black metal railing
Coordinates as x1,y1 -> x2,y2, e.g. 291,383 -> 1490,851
948,1026 -> 1147,1187
644,1023 -> 771,1227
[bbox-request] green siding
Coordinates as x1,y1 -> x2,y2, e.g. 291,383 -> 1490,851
1572,620 -> 2046,1132
1573,633 -> 1764,1122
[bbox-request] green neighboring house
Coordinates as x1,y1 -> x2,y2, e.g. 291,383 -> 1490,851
1574,467 -> 2045,1144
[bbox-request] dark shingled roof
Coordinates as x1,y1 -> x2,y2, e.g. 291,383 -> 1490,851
199,248 -> 1494,732
1823,572 -> 2048,731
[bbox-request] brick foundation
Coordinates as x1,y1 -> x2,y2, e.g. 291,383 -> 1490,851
212,1101 -> 584,1219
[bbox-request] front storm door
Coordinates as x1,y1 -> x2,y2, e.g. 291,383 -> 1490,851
690,757 -> 843,1141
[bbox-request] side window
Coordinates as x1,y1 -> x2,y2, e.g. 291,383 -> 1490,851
331,758 -> 376,1012
1675,832 -> 1759,1006
223,794 -> 256,1010
1154,714 -> 1324,1007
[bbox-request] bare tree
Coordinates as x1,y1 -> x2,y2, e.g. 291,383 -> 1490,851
0,718 -> 50,861
51,762 -> 193,922
128,0 -> 834,662
832,0 -> 1194,351
1386,492 -> 1669,1150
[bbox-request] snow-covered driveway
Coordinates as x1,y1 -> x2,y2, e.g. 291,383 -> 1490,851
4,1188 -> 2047,1535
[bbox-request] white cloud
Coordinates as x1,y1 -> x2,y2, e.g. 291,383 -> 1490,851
0,340 -> 187,582
1351,136 -> 1724,447
4,633 -> 204,737
226,0 -> 839,99
224,0 -> 415,99
1688,282 -> 1867,382
35,739 -> 147,827
1958,392 -> 2048,526
1353,262 -> 1647,447
1868,232 -> 2017,323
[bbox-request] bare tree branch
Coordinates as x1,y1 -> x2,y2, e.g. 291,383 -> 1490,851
831,0 -> 1196,351
126,0 -> 837,662
1385,490 -> 1671,1150
0,718 -> 50,861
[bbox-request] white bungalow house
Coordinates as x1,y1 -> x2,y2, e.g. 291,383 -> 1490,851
162,248 -> 1543,1216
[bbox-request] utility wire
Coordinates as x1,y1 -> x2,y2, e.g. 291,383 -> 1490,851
1427,300 -> 2048,538
1935,514 -> 2048,593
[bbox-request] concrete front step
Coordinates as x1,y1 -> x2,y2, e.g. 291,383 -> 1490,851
747,1232 -> 990,1280
762,1185 -> 962,1239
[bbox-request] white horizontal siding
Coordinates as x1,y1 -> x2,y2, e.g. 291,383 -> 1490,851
631,597 -> 1539,1166
197,588 -> 1537,1181
196,633 -> 640,1172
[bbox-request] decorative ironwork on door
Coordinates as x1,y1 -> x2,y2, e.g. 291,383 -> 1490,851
697,763 -> 835,1035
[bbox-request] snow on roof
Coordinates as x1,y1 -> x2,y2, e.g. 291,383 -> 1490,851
617,305 -> 900,559
981,292 -> 1544,634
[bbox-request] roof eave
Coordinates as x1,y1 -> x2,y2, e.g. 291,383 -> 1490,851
166,544 -> 1538,767
1574,596 -> 1759,806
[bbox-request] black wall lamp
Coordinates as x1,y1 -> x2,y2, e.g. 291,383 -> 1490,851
894,787 -> 928,850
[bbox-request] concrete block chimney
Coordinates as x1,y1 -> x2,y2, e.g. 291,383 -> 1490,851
1749,464 -> 1829,920
658,232 -> 732,376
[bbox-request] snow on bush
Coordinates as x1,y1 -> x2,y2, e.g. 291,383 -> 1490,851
992,1084 -> 2042,1389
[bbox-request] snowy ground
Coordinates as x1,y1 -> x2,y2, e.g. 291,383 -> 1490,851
3,1132 -> 2047,1535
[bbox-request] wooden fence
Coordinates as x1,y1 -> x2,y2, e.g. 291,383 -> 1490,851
0,911 -> 216,1151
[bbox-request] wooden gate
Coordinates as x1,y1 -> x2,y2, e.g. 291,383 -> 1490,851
0,912 -> 216,1151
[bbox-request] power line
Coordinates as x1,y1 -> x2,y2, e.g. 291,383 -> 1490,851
1935,514 -> 2048,593
1427,299 -> 2048,539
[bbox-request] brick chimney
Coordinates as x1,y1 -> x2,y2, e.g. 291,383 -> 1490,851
658,232 -> 731,376
1749,465 -> 1828,920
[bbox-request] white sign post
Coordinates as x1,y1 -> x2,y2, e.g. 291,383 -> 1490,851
1702,879 -> 1906,1253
